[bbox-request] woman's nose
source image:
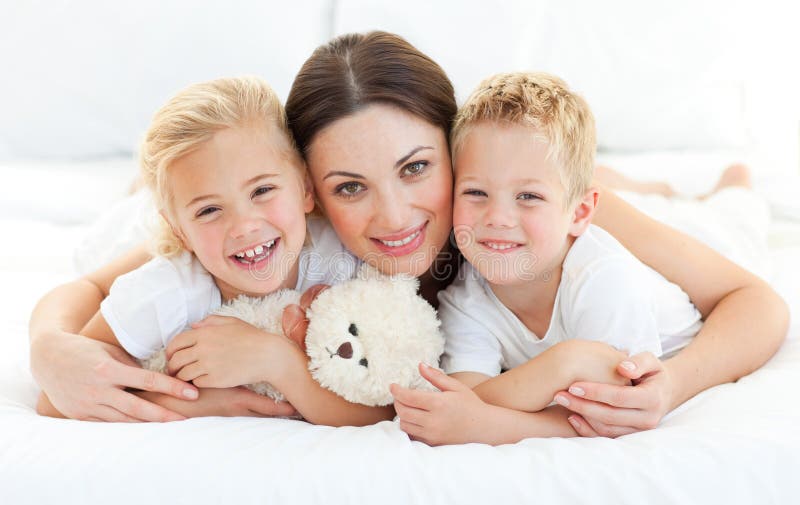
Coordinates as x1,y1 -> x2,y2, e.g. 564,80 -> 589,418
373,188 -> 411,231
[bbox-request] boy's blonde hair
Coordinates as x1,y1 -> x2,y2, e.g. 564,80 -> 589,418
451,72 -> 596,206
140,76 -> 303,256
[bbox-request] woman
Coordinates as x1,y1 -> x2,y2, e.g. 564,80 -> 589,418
29,32 -> 788,436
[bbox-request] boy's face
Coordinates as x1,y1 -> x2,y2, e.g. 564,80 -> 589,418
453,121 -> 590,286
166,124 -> 314,301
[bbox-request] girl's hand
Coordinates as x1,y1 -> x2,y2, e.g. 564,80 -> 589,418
391,363 -> 493,446
166,316 -> 290,388
30,331 -> 196,422
139,386 -> 297,418
556,352 -> 673,437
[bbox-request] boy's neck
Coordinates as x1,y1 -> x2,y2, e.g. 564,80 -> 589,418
487,235 -> 575,339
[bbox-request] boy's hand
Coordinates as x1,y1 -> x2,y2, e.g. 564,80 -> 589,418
166,315 -> 291,388
391,363 -> 493,446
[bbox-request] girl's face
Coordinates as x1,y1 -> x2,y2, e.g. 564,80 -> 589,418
166,124 -> 313,301
305,104 -> 453,277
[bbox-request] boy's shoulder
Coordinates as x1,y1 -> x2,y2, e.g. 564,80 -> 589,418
563,224 -> 635,273
438,261 -> 494,310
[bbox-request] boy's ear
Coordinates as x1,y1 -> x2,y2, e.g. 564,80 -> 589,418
160,209 -> 192,252
568,187 -> 599,237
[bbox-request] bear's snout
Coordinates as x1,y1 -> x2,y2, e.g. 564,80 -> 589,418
336,342 -> 353,359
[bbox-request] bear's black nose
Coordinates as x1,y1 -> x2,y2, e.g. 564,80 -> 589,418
336,342 -> 353,359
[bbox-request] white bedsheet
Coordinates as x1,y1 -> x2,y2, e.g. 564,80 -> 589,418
2,158 -> 799,504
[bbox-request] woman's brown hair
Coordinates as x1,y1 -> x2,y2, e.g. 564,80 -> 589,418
285,31 -> 457,157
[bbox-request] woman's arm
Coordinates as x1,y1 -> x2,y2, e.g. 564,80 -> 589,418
29,245 -> 199,422
563,187 -> 789,436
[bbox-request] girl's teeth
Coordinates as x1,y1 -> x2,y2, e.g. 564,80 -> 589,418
254,245 -> 264,255
236,252 -> 245,258
379,229 -> 420,247
245,249 -> 255,258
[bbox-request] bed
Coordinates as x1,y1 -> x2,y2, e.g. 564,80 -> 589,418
1,153 -> 799,504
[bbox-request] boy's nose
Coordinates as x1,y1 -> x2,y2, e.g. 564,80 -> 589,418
484,200 -> 516,229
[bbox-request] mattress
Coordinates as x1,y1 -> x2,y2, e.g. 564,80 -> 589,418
1,157 -> 799,504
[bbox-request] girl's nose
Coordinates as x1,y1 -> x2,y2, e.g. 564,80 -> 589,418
229,209 -> 262,240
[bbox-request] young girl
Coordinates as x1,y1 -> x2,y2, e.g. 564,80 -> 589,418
36,76 -> 362,419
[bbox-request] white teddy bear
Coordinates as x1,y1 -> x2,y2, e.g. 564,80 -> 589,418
140,264 -> 444,406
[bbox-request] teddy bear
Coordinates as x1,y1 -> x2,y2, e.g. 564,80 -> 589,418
139,264 -> 444,406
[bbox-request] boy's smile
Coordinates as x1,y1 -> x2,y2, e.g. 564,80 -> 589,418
453,121 -> 589,287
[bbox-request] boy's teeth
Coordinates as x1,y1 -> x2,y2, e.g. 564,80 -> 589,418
486,242 -> 516,250
379,229 -> 420,247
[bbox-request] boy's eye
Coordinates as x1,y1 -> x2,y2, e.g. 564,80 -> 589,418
401,161 -> 428,177
196,206 -> 219,218
334,181 -> 365,198
252,185 -> 274,198
517,193 -> 542,201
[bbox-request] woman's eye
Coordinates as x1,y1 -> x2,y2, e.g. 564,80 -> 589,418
335,181 -> 365,198
463,189 -> 487,197
252,186 -> 274,198
401,161 -> 428,177
196,206 -> 219,218
517,193 -> 542,201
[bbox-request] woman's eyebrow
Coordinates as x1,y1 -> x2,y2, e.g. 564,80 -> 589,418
395,146 -> 433,168
323,170 -> 366,181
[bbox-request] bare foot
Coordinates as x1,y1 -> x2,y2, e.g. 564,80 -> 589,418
699,163 -> 752,199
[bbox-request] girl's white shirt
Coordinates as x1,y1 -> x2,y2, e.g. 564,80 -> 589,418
100,217 -> 359,359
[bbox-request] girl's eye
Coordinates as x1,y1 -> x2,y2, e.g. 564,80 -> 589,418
401,161 -> 428,177
517,193 -> 542,201
334,181 -> 366,198
252,185 -> 274,198
196,206 -> 219,218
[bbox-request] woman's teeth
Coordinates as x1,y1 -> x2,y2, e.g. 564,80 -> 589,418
233,239 -> 276,263
379,229 -> 421,247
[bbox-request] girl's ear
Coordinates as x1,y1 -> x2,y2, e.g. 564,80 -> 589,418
160,209 -> 192,252
568,187 -> 599,237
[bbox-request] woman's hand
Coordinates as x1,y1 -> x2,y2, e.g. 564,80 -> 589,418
392,363 -> 494,446
166,316 -> 293,388
555,351 -> 674,437
30,331 -> 197,422
138,386 -> 297,419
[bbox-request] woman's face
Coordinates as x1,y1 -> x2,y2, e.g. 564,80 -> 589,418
306,104 -> 453,277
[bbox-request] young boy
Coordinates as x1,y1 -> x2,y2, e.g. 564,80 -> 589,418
392,72 -> 703,445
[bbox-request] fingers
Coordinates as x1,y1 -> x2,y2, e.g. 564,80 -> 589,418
281,304 -> 308,350
398,420 -> 428,444
417,363 -> 465,392
393,398 -> 428,426
390,383 -> 435,411
577,415 -> 639,438
566,415 -> 600,437
174,362 -> 207,384
299,284 -> 329,310
116,360 -> 198,400
110,389 -> 187,422
165,332 -> 196,360
167,348 -> 198,377
92,404 -> 140,423
555,391 -> 656,429
616,352 -> 662,381
563,381 -> 654,410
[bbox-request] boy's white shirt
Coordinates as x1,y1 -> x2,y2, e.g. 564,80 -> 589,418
100,217 -> 360,360
439,224 -> 703,377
